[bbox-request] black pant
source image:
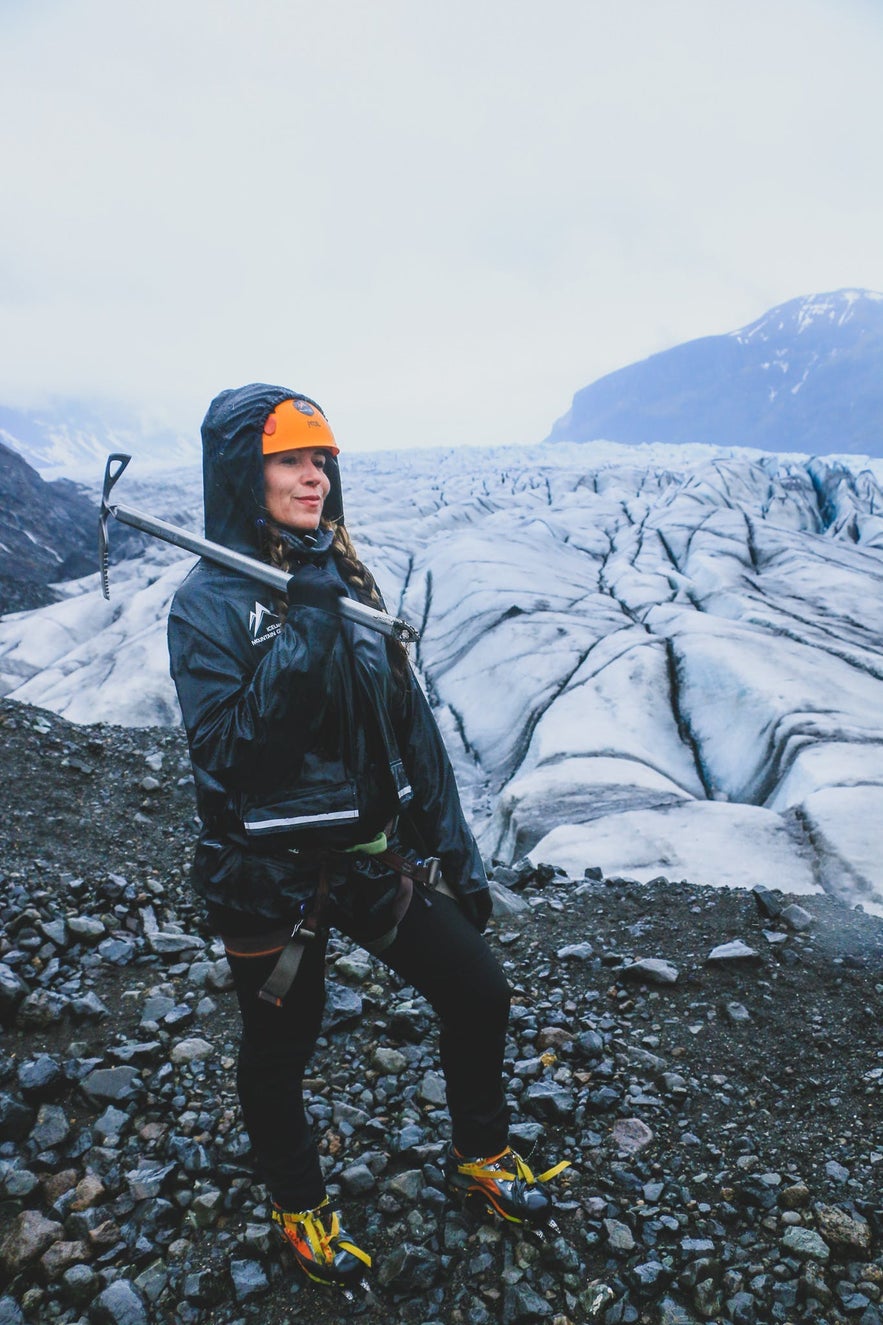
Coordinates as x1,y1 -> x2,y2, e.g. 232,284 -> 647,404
225,888 -> 512,1211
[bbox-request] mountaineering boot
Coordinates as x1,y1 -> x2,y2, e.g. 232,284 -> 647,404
444,1145 -> 571,1225
271,1197 -> 371,1287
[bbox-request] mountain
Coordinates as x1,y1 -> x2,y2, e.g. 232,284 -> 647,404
0,441 -> 144,613
547,288 -> 883,457
2,439 -> 883,916
0,398 -> 200,481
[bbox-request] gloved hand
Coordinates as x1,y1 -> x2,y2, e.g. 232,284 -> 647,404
457,888 -> 493,933
286,565 -> 347,616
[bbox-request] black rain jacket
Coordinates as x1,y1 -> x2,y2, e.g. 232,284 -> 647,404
167,382 -> 488,921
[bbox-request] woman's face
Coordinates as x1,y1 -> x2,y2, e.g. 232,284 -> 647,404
263,448 -> 331,531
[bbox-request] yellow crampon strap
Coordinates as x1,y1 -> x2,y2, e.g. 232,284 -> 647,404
336,1237 -> 372,1267
274,1202 -> 372,1269
458,1149 -> 572,1185
535,1160 -> 571,1182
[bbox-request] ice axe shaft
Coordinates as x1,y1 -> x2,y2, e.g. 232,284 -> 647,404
98,454 -> 420,645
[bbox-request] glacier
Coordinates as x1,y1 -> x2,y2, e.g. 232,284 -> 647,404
2,441 -> 883,913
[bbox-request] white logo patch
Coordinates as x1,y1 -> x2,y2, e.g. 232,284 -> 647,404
249,601 -> 282,645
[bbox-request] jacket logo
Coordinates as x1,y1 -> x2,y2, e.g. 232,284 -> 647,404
249,601 -> 282,645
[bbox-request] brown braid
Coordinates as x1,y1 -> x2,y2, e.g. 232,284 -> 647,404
260,520 -> 411,686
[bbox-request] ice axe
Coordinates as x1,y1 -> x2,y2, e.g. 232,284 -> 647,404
98,454 -> 420,644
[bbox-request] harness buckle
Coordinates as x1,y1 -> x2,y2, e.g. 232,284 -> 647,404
423,857 -> 441,889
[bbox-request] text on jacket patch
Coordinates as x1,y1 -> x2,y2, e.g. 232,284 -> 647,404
249,601 -> 282,645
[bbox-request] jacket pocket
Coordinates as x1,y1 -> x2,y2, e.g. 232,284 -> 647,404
190,838 -> 313,920
237,779 -> 360,847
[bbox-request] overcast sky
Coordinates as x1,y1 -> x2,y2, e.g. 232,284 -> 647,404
2,0 -> 882,452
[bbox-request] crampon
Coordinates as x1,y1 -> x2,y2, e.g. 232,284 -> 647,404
271,1197 -> 371,1290
445,1145 -> 571,1226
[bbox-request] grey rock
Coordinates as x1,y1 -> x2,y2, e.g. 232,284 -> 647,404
502,1280 -> 554,1322
0,964 -> 28,1024
126,1162 -> 177,1200
824,1159 -> 850,1183
17,1054 -> 63,1102
188,1189 -> 224,1228
0,1299 -> 24,1325
725,1002 -> 752,1024
373,1047 -> 407,1074
556,941 -> 594,960
0,1093 -> 34,1142
17,989 -> 69,1027
94,1105 -> 130,1140
147,931 -> 203,955
80,1066 -> 143,1104
3,1169 -> 39,1198
707,941 -> 760,963
488,880 -> 529,916
419,1071 -> 447,1106
335,954 -> 373,982
658,1298 -> 700,1325
378,1241 -> 441,1291
523,1080 -> 574,1122
29,1102 -> 71,1150
169,1037 -> 212,1064
781,1225 -> 830,1261
97,938 -> 136,965
726,1291 -> 757,1324
574,1029 -> 604,1060
90,1279 -> 150,1325
70,991 -> 110,1021
322,984 -> 362,1031
206,959 -> 235,992
60,1263 -> 98,1307
68,915 -> 106,943
513,1056 -> 545,1080
38,918 -> 67,946
781,903 -> 814,931
385,1169 -> 423,1201
340,1162 -> 376,1195
622,958 -> 679,984
604,1218 -> 636,1252
140,995 -> 176,1023
133,1260 -> 170,1304
229,1258 -> 270,1302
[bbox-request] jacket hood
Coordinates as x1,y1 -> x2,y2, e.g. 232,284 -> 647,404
201,382 -> 344,554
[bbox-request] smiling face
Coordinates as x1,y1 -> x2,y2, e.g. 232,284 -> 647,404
263,448 -> 332,531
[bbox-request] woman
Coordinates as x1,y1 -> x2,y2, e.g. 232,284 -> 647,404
167,383 -> 568,1288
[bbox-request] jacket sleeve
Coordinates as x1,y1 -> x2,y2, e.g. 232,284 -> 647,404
396,671 -> 489,900
168,595 -> 340,791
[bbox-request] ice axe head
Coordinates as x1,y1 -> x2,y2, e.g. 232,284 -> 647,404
99,453 -> 132,599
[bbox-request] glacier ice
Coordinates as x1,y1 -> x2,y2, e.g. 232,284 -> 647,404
2,441 -> 883,911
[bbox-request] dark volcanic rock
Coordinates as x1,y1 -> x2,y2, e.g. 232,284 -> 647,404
1,696 -> 883,1325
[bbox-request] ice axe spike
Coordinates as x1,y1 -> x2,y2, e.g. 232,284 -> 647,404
98,453 -> 420,645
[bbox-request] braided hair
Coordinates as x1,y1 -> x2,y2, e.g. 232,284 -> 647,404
261,520 -> 411,687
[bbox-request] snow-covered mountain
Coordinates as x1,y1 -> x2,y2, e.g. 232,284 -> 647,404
547,289 -> 883,457
0,399 -> 199,480
2,440 -> 883,916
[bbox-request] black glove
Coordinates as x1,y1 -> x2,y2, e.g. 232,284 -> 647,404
457,888 -> 493,933
286,565 -> 347,616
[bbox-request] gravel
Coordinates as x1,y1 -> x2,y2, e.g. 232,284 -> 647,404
1,695 -> 883,1324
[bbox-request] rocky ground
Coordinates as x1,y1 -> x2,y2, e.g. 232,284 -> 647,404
1,695 -> 883,1325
